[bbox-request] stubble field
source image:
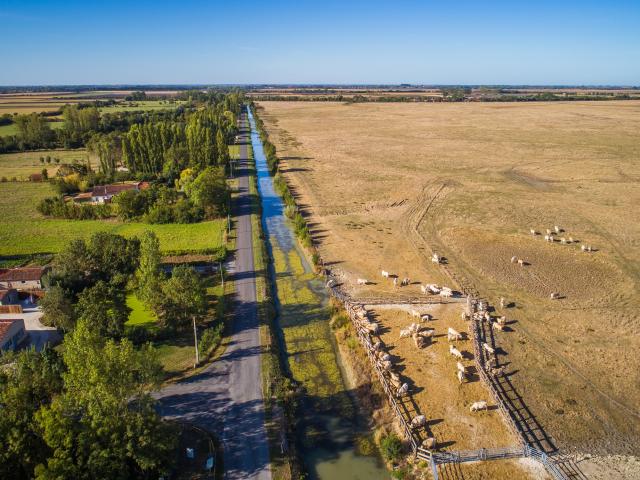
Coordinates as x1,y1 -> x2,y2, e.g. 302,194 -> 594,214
256,100 -> 640,470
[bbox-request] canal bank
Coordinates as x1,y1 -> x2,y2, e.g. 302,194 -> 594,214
247,106 -> 388,479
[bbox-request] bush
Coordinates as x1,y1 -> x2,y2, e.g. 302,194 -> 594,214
126,325 -> 151,345
199,323 -> 223,357
380,434 -> 403,461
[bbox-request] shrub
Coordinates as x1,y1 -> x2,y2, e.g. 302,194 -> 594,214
126,325 -> 151,345
199,323 -> 223,357
380,434 -> 403,461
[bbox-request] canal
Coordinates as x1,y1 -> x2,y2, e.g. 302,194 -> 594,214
247,107 -> 387,479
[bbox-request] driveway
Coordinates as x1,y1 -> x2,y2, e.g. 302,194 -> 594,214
155,111 -> 271,479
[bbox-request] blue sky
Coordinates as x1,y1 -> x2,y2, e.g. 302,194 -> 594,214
1,0 -> 639,86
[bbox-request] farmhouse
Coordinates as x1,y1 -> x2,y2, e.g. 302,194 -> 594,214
0,319 -> 26,351
0,267 -> 48,291
0,287 -> 19,305
88,181 -> 151,203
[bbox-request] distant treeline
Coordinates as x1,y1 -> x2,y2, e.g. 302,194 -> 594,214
250,91 -> 637,103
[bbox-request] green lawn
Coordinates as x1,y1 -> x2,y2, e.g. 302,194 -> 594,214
100,100 -> 184,114
0,182 -> 227,257
125,293 -> 157,327
0,149 -> 87,179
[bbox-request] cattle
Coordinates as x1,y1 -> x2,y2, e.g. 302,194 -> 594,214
550,292 -> 560,300
490,366 -> 506,377
500,297 -> 505,308
365,322 -> 379,334
393,277 -> 398,288
410,415 -> 427,429
449,345 -> 463,359
483,342 -> 495,355
483,311 -> 491,322
561,237 -> 567,244
440,287 -> 453,298
569,237 -> 574,243
410,309 -> 421,319
447,327 -> 463,342
492,321 -> 505,332
427,284 -> 441,294
389,375 -> 402,389
381,270 -> 390,278
546,229 -> 552,235
401,277 -> 410,287
432,253 -> 441,264
389,371 -> 400,383
420,284 -> 429,294
456,361 -> 466,373
497,316 -> 507,326
419,329 -> 435,338
510,255 -> 518,263
399,328 -> 412,339
396,383 -> 409,397
470,401 -> 488,412
357,278 -> 368,285
530,229 -> 537,235
457,370 -> 466,384
380,360 -> 392,371
326,279 -> 336,288
461,311 -> 470,320
372,341 -> 383,351
413,333 -> 429,349
420,314 -> 432,322
517,259 -> 525,266
378,352 -> 391,362
555,225 -> 561,233
422,437 -> 437,450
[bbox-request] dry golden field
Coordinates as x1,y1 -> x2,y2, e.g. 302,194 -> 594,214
257,101 -> 640,467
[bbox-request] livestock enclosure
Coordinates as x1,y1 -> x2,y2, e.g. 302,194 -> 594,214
256,100 -> 640,478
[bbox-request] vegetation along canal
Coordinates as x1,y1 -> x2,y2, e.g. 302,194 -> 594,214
248,107 -> 387,479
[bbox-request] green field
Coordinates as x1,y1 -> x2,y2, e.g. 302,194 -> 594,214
100,100 -> 184,114
0,149 -> 87,179
0,121 -> 64,138
0,182 -> 226,257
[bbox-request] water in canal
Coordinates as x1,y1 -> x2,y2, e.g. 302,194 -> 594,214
247,108 -> 388,479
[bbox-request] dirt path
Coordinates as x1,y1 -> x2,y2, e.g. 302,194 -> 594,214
154,112 -> 271,480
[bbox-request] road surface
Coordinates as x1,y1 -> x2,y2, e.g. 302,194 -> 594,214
155,111 -> 271,479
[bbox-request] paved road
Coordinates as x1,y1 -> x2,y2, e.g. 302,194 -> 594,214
155,111 -> 271,479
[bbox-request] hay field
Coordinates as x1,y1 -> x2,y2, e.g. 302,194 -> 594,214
256,101 -> 640,460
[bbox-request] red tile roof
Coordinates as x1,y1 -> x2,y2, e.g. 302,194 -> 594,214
0,267 -> 46,282
0,319 -> 22,339
91,183 -> 138,197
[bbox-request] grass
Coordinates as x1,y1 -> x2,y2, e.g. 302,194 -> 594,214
0,182 -> 227,257
125,293 -> 157,327
0,149 -> 87,179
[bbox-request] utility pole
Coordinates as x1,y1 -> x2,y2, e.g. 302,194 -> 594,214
192,316 -> 199,368
219,262 -> 224,289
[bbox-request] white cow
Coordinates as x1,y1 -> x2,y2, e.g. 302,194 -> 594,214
470,401 -> 488,412
427,284 -> 441,294
372,341 -> 383,351
420,284 -> 428,294
432,253 -> 441,264
410,415 -> 427,429
510,255 -> 518,263
500,297 -> 505,308
555,225 -> 561,233
410,309 -> 421,319
399,328 -> 412,339
518,259 -> 525,266
492,321 -> 505,332
449,344 -> 463,359
550,292 -> 560,300
530,229 -> 537,235
413,333 -> 428,349
365,322 -> 379,334
422,437 -> 437,449
447,327 -> 463,342
440,287 -> 453,298
483,342 -> 495,355
401,277 -> 410,287
380,360 -> 392,371
393,277 -> 398,288
546,229 -> 552,235
357,278 -> 368,285
396,383 -> 409,397
456,361 -> 466,373
420,314 -> 432,322
561,237 -> 567,244
497,316 -> 507,326
457,370 -> 466,384
381,270 -> 390,278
